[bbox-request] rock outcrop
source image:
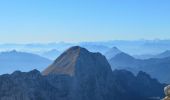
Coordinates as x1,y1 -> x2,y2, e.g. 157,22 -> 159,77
164,85 -> 170,100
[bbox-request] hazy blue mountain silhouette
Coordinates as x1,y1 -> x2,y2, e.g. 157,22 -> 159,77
0,50 -> 52,74
104,47 -> 122,59
134,50 -> 170,59
154,50 -> 170,58
109,52 -> 170,83
2,40 -> 170,55
134,54 -> 155,59
41,49 -> 61,60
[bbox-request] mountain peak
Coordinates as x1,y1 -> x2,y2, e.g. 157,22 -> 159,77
67,46 -> 84,51
42,46 -> 112,76
105,46 -> 122,59
54,46 -> 90,62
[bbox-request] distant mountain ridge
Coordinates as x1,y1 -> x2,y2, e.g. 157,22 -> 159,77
134,50 -> 170,59
2,39 -> 170,55
0,50 -> 52,74
109,52 -> 170,83
41,49 -> 61,60
154,50 -> 170,58
104,47 -> 122,59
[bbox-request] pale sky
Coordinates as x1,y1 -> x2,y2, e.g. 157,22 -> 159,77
0,0 -> 170,43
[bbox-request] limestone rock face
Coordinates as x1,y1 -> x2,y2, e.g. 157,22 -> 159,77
0,69 -> 71,100
43,46 -> 112,76
164,85 -> 170,97
43,46 -> 114,100
42,46 -> 81,76
164,85 -> 170,100
164,97 -> 170,100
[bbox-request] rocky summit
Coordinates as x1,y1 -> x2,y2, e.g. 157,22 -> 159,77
0,46 -> 165,100
42,46 -> 112,76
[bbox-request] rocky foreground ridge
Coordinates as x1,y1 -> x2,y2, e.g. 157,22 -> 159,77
0,46 -> 165,100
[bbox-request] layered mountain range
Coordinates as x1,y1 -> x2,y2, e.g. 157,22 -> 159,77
41,49 -> 61,60
134,50 -> 170,59
109,51 -> 170,83
0,46 -> 165,100
0,50 -> 52,74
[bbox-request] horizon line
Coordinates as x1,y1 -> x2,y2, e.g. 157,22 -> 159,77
0,38 -> 170,44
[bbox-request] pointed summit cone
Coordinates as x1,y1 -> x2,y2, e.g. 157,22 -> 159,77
42,46 -> 112,76
105,46 -> 122,59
